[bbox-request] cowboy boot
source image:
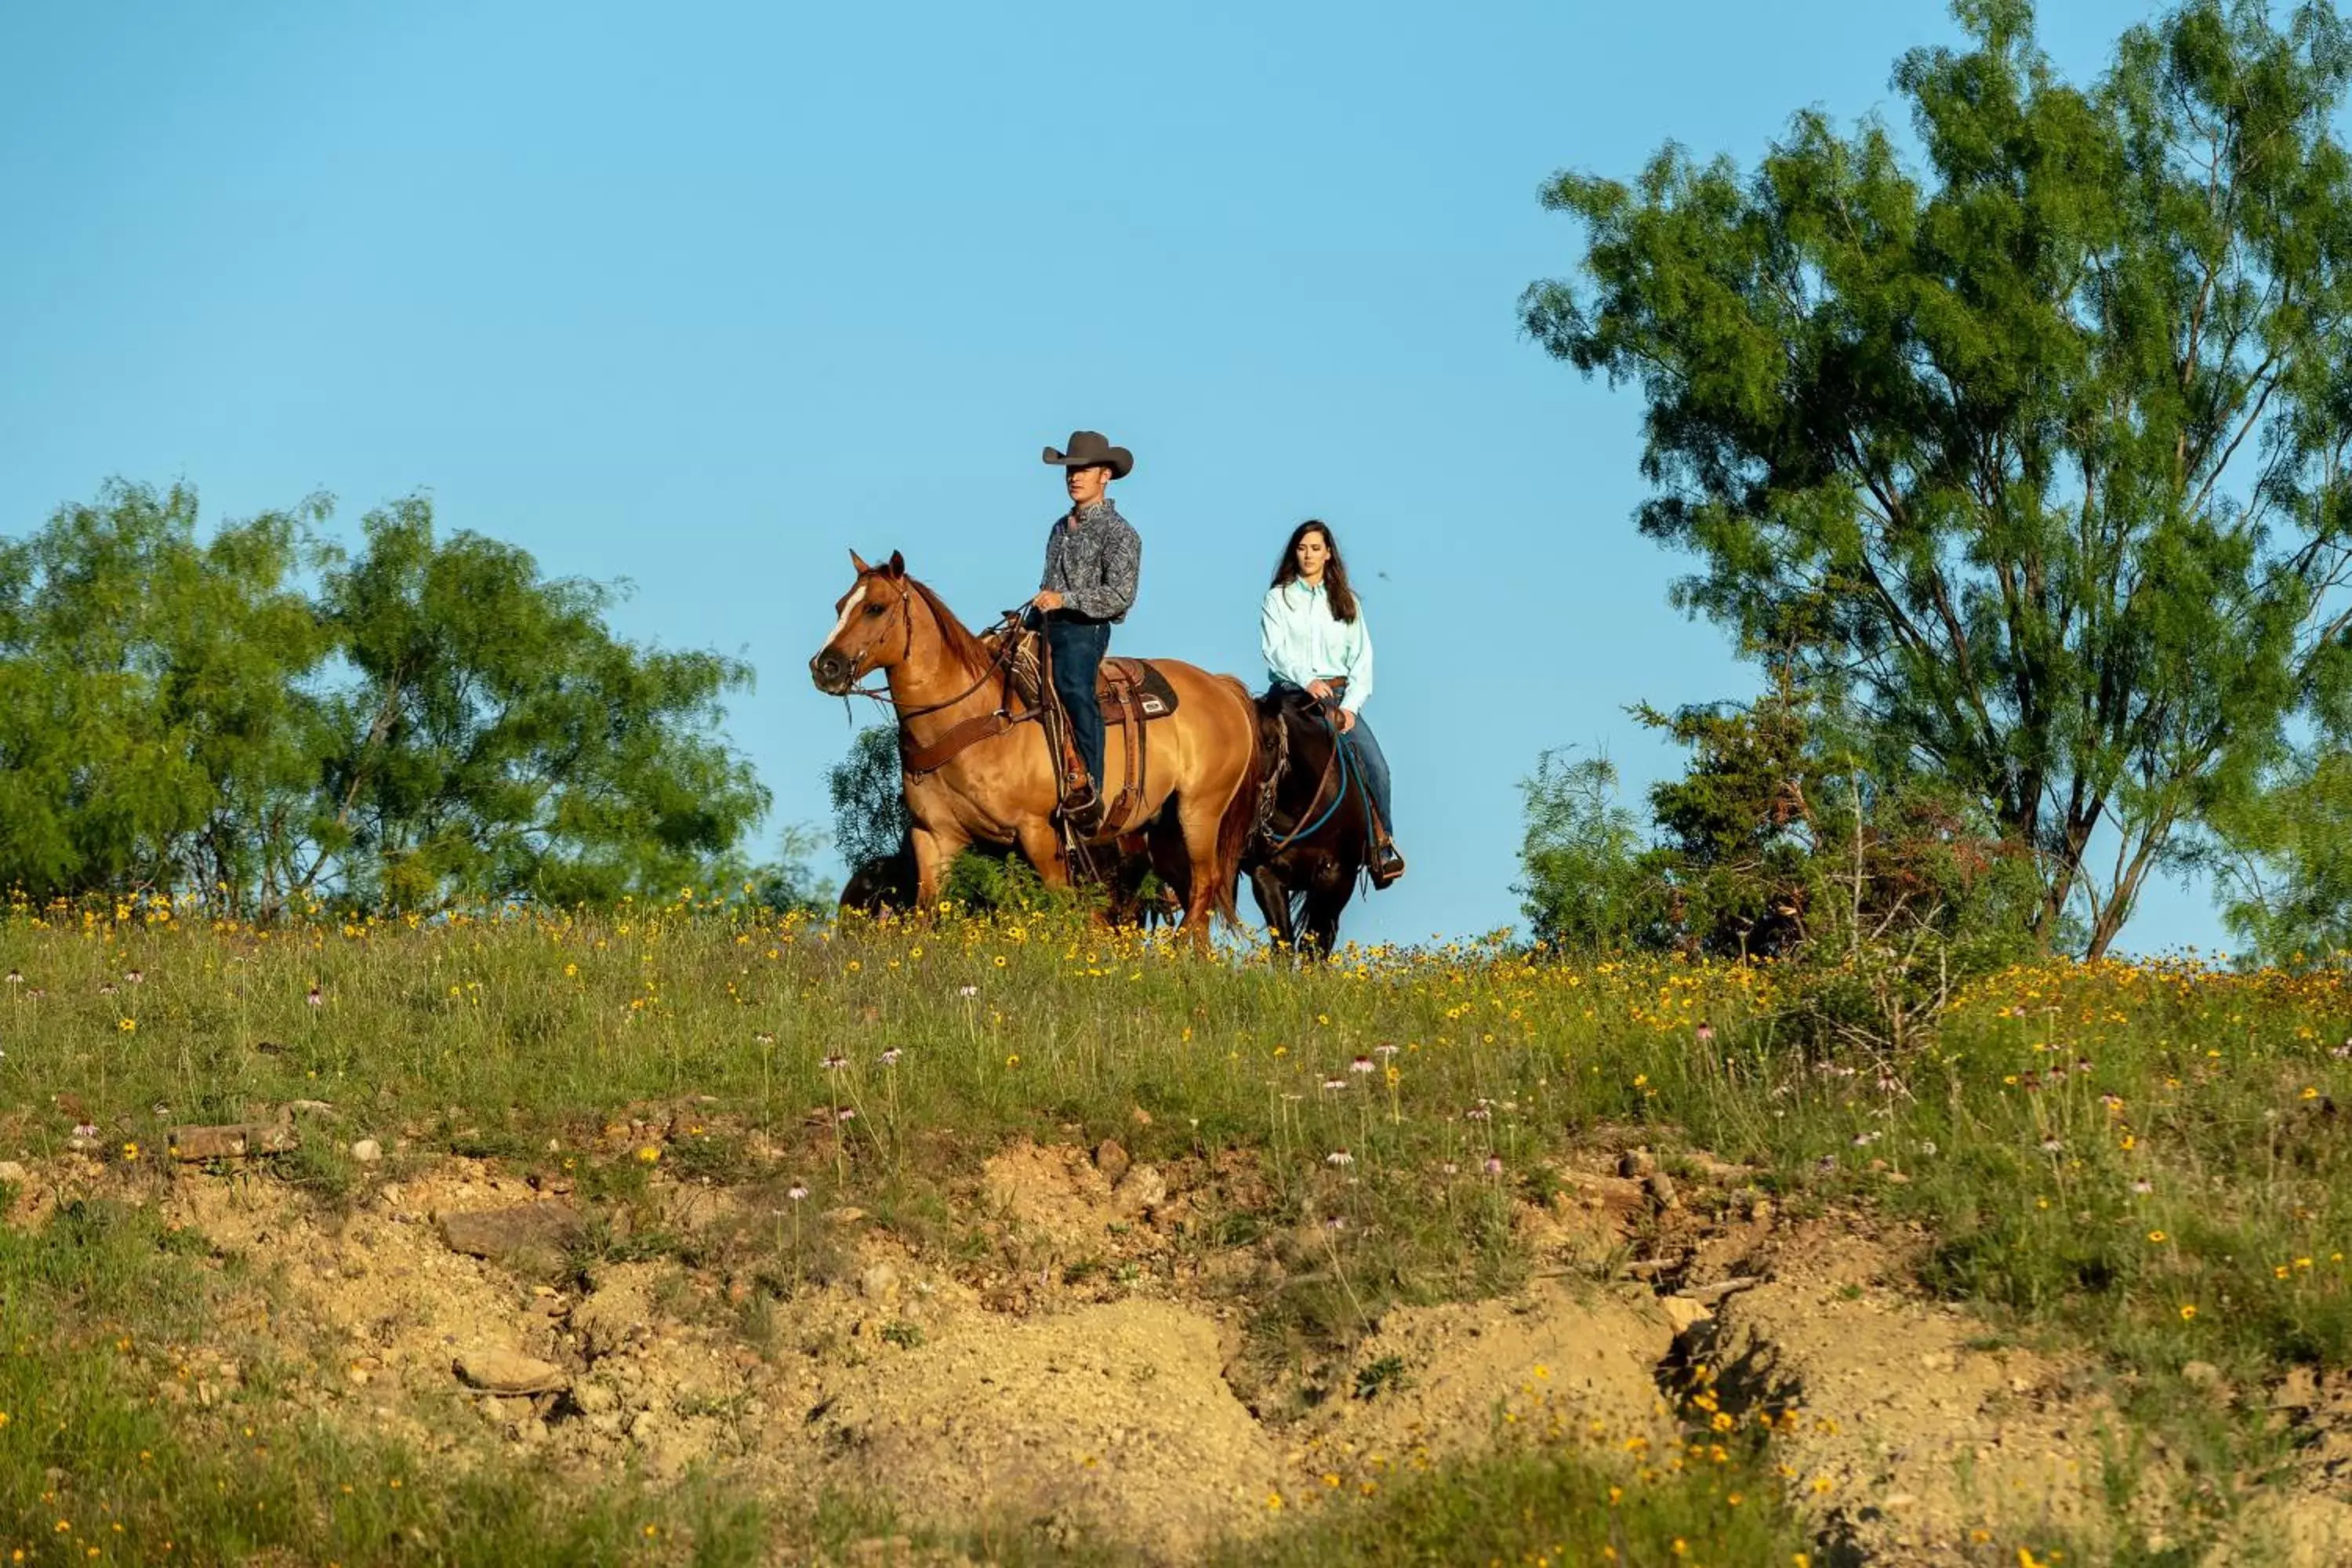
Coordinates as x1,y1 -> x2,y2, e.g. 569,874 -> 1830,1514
1367,801 -> 1406,888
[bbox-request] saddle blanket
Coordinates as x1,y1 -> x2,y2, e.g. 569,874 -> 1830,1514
1098,657 -> 1178,721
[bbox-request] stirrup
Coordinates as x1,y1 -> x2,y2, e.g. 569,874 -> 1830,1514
1370,842 -> 1406,888
1058,779 -> 1102,825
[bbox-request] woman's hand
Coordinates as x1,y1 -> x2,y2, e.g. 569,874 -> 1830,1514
1305,679 -> 1334,702
1334,707 -> 1357,733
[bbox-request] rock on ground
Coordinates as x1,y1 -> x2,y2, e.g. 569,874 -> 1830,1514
454,1347 -> 568,1395
437,1202 -> 586,1274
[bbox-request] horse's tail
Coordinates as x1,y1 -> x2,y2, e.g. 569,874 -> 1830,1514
1211,675 -> 1261,928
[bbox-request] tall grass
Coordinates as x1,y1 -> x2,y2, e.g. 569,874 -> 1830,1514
5,896 -> 2347,1374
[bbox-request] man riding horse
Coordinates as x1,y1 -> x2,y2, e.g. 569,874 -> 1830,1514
1030,431 -> 1141,833
807,429 -> 1258,946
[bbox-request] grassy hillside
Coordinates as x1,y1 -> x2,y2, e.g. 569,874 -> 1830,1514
2,895 -> 2347,1563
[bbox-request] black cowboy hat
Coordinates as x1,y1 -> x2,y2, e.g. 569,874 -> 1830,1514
1042,430 -> 1133,480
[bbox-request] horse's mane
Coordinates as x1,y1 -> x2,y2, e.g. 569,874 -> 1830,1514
1253,687 -> 1363,854
902,575 -> 989,676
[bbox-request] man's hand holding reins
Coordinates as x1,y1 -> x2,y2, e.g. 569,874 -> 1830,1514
1031,589 -> 1065,612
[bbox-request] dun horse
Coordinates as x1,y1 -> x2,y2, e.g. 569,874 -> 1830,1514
809,551 -> 1258,942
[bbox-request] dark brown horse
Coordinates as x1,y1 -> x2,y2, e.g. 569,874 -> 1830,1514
809,551 -> 1258,944
1241,686 -> 1376,957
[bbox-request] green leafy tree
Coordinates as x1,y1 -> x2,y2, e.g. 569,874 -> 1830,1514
0,482 -> 769,913
1515,750 -> 1659,950
1524,0 -> 2352,956
0,481 -> 332,901
311,497 -> 768,910
2209,746 -> 2352,964
827,726 -> 910,875
1519,663 -> 2042,1048
1632,677 -> 1818,961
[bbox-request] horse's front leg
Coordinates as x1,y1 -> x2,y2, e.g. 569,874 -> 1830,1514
1012,817 -> 1071,891
1301,877 -> 1349,960
1250,866 -> 1295,954
909,822 -> 969,908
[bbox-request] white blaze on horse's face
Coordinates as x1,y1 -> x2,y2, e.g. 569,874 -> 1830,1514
826,584 -> 868,646
811,549 -> 915,695
809,570 -> 905,694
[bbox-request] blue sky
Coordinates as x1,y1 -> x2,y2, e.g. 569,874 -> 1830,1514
0,0 -> 2233,951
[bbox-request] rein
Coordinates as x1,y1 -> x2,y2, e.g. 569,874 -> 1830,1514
839,593 -> 1036,777
1259,706 -> 1354,853
846,597 -> 1022,720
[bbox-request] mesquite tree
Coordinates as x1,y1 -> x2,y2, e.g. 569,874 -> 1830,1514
1526,0 -> 2352,956
0,481 -> 768,913
0,483 -> 332,902
315,497 -> 767,911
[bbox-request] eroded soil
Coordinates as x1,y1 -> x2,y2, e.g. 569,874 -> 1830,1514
9,1131 -> 2351,1566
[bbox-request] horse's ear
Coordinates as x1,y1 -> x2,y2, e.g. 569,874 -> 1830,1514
886,550 -> 906,579
849,549 -> 872,574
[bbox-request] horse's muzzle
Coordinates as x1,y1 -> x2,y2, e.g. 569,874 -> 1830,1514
809,650 -> 851,693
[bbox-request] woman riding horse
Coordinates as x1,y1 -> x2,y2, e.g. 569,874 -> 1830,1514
1260,521 -> 1404,884
1243,521 -> 1405,956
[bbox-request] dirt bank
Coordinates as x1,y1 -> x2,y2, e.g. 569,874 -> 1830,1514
5,1140 -> 2339,1564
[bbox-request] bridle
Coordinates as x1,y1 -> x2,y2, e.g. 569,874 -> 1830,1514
837,580 -> 917,706
829,580 -> 1034,774
833,583 -> 1013,714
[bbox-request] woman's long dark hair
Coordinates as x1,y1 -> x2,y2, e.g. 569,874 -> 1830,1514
1269,519 -> 1359,623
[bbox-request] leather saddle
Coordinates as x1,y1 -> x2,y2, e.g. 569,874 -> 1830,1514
899,631 -> 1180,799
994,631 -> 1180,725
1094,656 -> 1179,721
996,631 -> 1180,832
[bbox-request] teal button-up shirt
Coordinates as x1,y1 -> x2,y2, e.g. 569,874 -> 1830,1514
1260,578 -> 1373,713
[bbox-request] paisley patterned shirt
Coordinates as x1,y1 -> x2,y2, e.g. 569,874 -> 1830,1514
1040,499 -> 1142,622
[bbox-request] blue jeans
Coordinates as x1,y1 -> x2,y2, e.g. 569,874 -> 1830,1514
1345,713 -> 1393,834
1046,616 -> 1110,786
